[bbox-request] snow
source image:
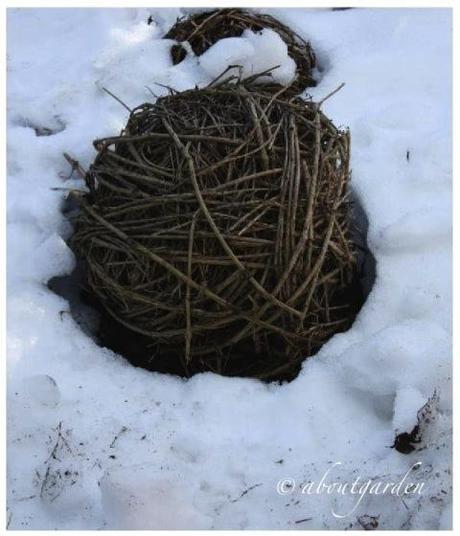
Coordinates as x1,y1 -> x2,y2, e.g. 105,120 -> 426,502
100,465 -> 213,529
22,375 -> 61,409
7,7 -> 452,530
199,29 -> 297,85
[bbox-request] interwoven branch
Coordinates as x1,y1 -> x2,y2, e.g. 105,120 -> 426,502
71,78 -> 357,380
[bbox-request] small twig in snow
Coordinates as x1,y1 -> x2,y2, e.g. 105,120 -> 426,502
230,482 -> 262,503
62,152 -> 87,180
295,517 -> 312,524
102,86 -> 132,112
110,426 -> 128,448
317,82 -> 346,107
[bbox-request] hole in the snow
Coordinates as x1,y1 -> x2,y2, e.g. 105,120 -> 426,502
52,192 -> 375,381
170,42 -> 187,65
49,83 -> 375,384
14,115 -> 66,137
49,189 -> 375,383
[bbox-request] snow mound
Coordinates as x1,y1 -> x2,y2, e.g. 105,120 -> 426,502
199,28 -> 296,84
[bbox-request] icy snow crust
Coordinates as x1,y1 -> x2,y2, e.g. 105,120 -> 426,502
7,8 -> 452,530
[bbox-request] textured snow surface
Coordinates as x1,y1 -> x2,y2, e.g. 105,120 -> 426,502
7,7 -> 452,529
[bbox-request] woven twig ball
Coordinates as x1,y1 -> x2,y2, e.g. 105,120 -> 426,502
72,79 -> 358,381
163,8 -> 317,95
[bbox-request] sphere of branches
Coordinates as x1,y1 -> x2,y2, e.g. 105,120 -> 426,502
72,79 -> 358,381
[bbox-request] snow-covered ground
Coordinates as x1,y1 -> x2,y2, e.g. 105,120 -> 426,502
7,7 -> 452,530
